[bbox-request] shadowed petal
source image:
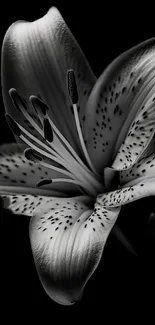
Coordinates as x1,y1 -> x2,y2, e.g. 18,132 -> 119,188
148,212 -> 155,225
112,225 -> 137,255
29,196 -> 120,305
84,38 -> 155,174
1,7 -> 96,154
0,144 -> 80,197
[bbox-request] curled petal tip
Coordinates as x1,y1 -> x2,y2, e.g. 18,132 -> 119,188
36,269 -> 83,306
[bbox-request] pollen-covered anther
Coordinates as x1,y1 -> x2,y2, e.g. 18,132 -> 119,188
30,95 -> 48,116
43,118 -> 54,142
8,88 -> 45,137
7,88 -> 104,197
24,148 -> 43,163
37,178 -> 52,187
67,69 -> 79,104
9,88 -> 27,112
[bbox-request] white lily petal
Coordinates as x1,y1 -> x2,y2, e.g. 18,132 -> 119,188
1,194 -> 54,217
120,147 -> 155,185
84,38 -> 155,174
2,7 -> 96,155
112,98 -> 155,170
97,178 -> 155,207
30,196 -> 120,305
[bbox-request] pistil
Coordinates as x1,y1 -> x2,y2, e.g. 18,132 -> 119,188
67,70 -> 99,176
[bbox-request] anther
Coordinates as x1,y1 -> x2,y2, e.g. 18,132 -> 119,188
7,87 -> 104,197
30,96 -> 48,116
43,118 -> 54,142
24,148 -> 42,163
5,114 -> 21,136
67,69 -> 79,104
37,178 -> 52,187
9,88 -> 27,112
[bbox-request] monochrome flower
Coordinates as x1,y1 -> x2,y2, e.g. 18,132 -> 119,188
1,7 -> 155,305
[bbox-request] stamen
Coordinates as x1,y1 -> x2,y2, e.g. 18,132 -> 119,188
9,90 -> 90,178
8,88 -> 105,197
29,95 -> 46,126
29,94 -> 100,181
37,178 -> 52,187
29,95 -> 103,190
73,103 -> 99,175
9,89 -> 43,135
19,128 -> 76,174
5,114 -> 21,136
31,95 -> 94,176
15,121 -> 98,195
67,69 -> 99,175
24,148 -> 42,163
67,69 -> 79,104
37,177 -> 95,196
43,118 -> 54,142
30,95 -> 47,116
0,185 -> 65,197
46,112 -> 95,175
39,161 -> 75,178
7,105 -> 79,180
24,148 -> 75,179
9,88 -> 27,111
17,121 -> 65,163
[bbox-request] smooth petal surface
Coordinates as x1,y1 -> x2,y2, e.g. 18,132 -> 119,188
30,196 -> 120,305
84,38 -> 155,174
0,144 -> 80,197
97,178 -> 155,207
2,7 -> 96,154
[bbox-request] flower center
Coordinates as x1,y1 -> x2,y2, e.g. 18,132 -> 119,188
6,70 -> 105,198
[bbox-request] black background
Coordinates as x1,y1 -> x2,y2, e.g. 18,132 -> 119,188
1,0 -> 155,314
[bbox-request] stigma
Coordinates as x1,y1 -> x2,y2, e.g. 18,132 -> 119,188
6,70 -> 105,197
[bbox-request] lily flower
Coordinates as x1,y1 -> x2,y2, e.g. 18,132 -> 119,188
1,6 -> 155,305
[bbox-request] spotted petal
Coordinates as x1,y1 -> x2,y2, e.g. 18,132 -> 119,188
119,137 -> 155,185
84,38 -> 155,174
0,143 -> 81,197
97,178 -> 155,207
1,6 -> 96,154
2,193 -> 54,217
29,196 -> 120,305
